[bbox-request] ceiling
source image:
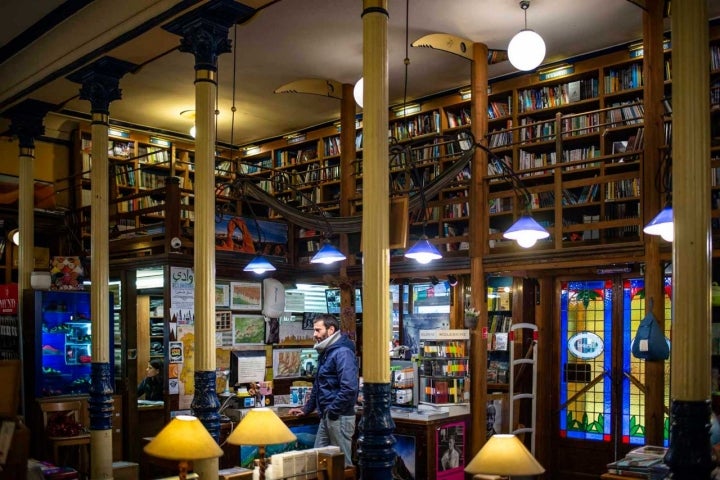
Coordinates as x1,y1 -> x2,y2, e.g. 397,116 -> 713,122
0,0 -> 718,147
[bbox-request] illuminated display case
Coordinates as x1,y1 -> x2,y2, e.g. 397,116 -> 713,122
23,290 -> 114,398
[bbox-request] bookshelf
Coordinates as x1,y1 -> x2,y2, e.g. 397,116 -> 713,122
487,277 -> 513,390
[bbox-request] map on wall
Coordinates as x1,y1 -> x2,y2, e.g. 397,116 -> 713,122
233,314 -> 265,344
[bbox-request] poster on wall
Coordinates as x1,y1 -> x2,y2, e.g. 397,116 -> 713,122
392,433 -> 416,479
215,216 -> 288,258
436,421 -> 465,480
402,313 -> 450,355
170,266 -> 194,308
278,319 -> 314,346
176,324 -> 195,410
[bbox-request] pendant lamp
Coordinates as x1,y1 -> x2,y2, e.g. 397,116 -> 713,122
310,240 -> 346,264
405,235 -> 443,264
243,256 -> 277,274
503,214 -> 550,248
507,0 -> 546,71
643,204 -> 674,242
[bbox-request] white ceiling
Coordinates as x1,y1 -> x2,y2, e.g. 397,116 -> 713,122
0,0 -> 717,146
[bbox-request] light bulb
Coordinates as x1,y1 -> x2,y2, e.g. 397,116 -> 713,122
516,236 -> 538,248
190,125 -> 196,138
660,230 -> 674,242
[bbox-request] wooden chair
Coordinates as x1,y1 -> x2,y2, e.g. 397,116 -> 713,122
39,400 -> 90,477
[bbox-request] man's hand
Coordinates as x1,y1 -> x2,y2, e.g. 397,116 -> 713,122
288,407 -> 304,416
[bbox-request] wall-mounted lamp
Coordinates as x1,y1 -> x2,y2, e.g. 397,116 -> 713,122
447,274 -> 458,287
507,0 -> 546,71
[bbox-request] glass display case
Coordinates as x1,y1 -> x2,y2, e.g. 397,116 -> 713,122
23,290 -> 114,398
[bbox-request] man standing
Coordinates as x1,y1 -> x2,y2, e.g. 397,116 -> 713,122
290,314 -> 359,467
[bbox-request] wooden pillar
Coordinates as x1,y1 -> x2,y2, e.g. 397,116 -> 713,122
340,82 -> 357,338
665,0 -> 713,478
163,3 -> 256,477
357,0 -> 393,478
469,41 -> 490,455
67,56 -> 136,480
641,0 -> 667,446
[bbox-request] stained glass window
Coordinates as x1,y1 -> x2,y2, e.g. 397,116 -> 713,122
559,280 -> 613,441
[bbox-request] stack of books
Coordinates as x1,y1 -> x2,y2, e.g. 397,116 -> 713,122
606,445 -> 667,478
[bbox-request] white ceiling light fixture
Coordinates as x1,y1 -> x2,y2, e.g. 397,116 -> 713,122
353,78 -> 364,108
180,109 -> 196,138
507,0 -> 546,71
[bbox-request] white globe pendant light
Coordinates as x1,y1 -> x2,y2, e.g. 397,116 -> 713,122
353,77 -> 364,108
507,0 -> 545,71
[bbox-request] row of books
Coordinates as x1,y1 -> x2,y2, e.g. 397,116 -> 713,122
560,112 -> 601,137
275,147 -> 318,167
606,178 -> 640,200
446,107 -> 471,128
517,78 -> 599,113
520,117 -> 556,143
138,146 -> 169,164
562,181 -> 600,205
420,340 -> 467,358
518,149 -> 558,172
608,99 -> 645,126
487,358 -> 509,383
389,111 -> 442,141
604,62 -> 644,93
420,358 -> 469,377
418,376 -> 469,405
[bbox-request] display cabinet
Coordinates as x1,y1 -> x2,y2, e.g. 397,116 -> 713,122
417,329 -> 470,406
22,289 -> 114,400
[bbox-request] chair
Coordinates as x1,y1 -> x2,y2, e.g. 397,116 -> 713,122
39,400 -> 90,478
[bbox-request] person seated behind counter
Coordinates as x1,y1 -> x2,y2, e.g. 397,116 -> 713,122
138,359 -> 164,401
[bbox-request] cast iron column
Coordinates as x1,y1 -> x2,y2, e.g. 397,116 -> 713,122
3,99 -> 55,420
357,1 -> 394,479
67,56 -> 136,480
665,1 -> 713,479
164,2 -> 255,478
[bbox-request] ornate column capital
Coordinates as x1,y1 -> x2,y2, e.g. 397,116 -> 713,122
66,56 -> 136,115
2,99 -> 55,149
163,0 -> 255,71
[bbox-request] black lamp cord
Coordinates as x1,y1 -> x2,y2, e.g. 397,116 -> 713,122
473,135 -> 533,215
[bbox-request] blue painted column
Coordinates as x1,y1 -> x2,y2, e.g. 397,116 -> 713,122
356,1 -> 395,478
67,56 -> 136,479
163,2 -> 256,478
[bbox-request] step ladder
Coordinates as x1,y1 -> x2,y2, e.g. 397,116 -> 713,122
508,322 -> 538,454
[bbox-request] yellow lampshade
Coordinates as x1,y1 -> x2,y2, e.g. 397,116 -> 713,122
226,407 -> 297,446
144,415 -> 223,461
465,434 -> 544,476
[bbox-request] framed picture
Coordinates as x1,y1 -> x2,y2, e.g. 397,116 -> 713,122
216,284 -> 230,307
232,314 -> 265,344
273,348 -> 303,378
230,282 -> 262,311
